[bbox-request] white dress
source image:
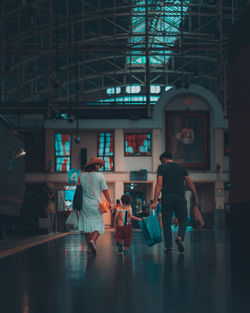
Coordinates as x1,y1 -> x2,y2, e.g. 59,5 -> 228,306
78,172 -> 108,234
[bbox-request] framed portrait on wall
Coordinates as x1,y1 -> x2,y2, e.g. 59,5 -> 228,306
166,111 -> 210,169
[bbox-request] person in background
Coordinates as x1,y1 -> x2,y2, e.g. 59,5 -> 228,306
156,198 -> 163,230
47,191 -> 56,233
57,190 -> 67,232
114,194 -> 142,254
133,199 -> 143,229
151,152 -> 198,253
135,199 -> 143,218
143,201 -> 151,217
115,199 -> 121,209
77,157 -> 113,255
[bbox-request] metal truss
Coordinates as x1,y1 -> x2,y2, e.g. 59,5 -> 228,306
0,0 -> 248,119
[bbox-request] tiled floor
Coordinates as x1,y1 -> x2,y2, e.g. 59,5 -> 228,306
0,229 -> 246,313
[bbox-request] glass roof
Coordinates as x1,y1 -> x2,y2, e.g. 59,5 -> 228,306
103,0 -> 190,105
128,0 -> 190,64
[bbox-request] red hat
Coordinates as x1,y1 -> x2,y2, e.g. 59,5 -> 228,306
83,157 -> 104,168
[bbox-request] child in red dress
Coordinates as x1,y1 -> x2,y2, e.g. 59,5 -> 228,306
114,194 -> 142,254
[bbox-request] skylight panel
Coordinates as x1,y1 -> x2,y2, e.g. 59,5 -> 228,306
126,85 -> 141,93
128,0 -> 190,65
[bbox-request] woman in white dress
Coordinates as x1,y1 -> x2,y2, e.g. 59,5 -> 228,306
78,157 -> 112,254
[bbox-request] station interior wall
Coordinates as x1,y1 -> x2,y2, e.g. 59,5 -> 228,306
20,84 -> 229,227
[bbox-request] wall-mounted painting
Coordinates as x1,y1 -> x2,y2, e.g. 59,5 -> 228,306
166,111 -> 210,169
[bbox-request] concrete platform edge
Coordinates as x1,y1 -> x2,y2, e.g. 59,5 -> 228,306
0,232 -> 72,259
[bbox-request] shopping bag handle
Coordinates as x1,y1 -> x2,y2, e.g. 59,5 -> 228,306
151,209 -> 156,216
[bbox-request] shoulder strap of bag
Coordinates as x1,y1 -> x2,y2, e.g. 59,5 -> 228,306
87,173 -> 101,205
124,210 -> 128,226
77,172 -> 82,185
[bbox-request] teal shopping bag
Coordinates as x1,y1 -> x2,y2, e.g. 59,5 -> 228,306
139,210 -> 162,247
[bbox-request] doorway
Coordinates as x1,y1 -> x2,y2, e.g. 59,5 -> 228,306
124,182 -> 153,213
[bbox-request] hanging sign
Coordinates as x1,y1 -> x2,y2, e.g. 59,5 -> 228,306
68,168 -> 80,183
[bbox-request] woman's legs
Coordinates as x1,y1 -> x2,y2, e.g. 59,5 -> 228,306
83,231 -> 101,254
85,233 -> 91,245
85,231 -> 100,244
88,231 -> 100,254
85,233 -> 93,254
90,231 -> 100,243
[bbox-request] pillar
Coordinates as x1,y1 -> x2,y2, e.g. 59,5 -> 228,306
214,181 -> 225,228
45,129 -> 54,172
214,128 -> 224,172
152,128 -> 161,172
228,6 -> 250,278
114,181 -> 124,202
114,129 -> 124,172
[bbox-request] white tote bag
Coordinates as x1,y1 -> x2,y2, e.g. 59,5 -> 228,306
65,211 -> 79,230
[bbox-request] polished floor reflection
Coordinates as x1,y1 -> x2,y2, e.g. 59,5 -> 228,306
0,229 -> 241,313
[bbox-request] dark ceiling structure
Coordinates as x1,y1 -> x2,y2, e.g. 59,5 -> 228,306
0,0 -> 248,119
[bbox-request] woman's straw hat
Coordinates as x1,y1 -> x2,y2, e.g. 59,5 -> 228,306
83,157 -> 104,168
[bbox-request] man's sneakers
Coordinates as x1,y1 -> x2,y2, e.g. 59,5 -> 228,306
175,237 -> 184,253
164,248 -> 173,254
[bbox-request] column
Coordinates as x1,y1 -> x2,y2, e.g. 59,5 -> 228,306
214,128 -> 224,172
152,128 -> 161,172
228,8 -> 250,280
45,129 -> 54,172
114,181 -> 124,202
214,180 -> 225,228
114,129 -> 124,172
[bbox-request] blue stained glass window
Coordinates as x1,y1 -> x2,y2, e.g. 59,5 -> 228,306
56,157 -> 71,172
97,132 -> 114,171
124,133 -> 151,156
55,134 -> 71,172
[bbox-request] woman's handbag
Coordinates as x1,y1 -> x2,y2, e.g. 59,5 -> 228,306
87,173 -> 109,214
193,205 -> 205,229
73,174 -> 82,211
65,210 -> 79,230
98,197 -> 110,214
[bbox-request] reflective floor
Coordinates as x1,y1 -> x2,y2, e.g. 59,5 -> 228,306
0,229 -> 246,313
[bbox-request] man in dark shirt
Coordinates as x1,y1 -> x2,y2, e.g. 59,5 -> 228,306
152,152 -> 198,253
